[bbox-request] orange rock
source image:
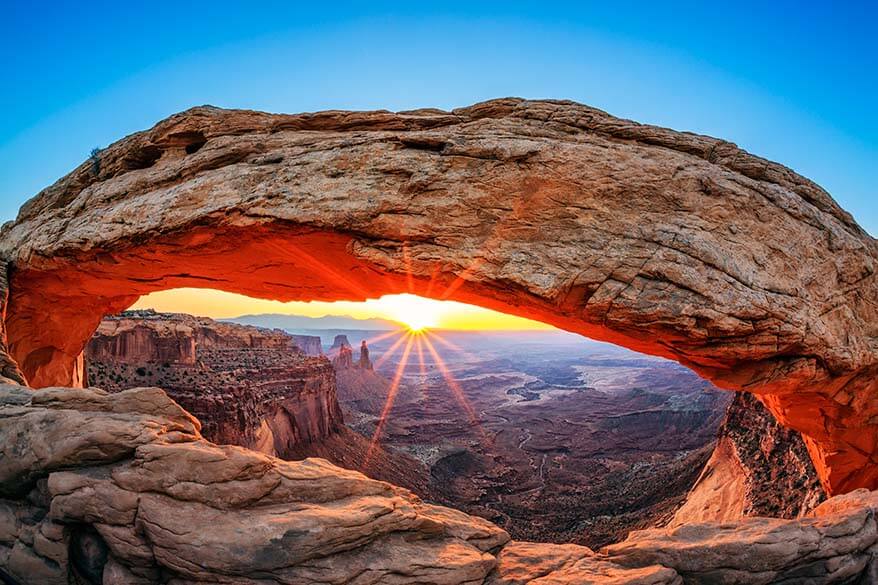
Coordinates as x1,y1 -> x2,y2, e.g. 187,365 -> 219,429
0,98 -> 875,495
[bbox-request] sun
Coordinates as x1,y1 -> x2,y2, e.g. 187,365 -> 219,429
387,294 -> 442,332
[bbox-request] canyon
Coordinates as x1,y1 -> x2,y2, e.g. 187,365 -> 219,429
0,98 -> 875,583
85,309 -> 343,456
2,384 -> 877,584
84,312 -> 733,548
84,310 -> 432,497
326,328 -> 827,548
0,98 -> 874,494
84,310 -> 828,550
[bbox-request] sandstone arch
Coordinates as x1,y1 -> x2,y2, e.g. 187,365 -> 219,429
0,98 -> 875,495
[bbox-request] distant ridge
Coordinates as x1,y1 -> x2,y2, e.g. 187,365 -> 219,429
226,313 -> 401,331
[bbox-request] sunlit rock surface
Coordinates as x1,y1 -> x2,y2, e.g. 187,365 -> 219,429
0,99 -> 874,493
85,310 -> 343,455
673,391 -> 826,525
3,385 -> 878,584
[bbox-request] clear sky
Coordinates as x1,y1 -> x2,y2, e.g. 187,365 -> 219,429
4,2 -> 876,328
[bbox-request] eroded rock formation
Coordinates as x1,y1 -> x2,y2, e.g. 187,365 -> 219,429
84,311 -> 435,498
0,99 -> 875,494
332,343 -> 354,369
673,391 -> 826,525
331,334 -> 352,350
3,385 -> 878,584
86,310 -> 343,456
333,339 -> 373,372
359,339 -> 373,370
288,333 -> 323,356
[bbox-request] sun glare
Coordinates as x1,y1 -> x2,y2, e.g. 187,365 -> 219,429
387,294 -> 441,332
131,289 -> 555,330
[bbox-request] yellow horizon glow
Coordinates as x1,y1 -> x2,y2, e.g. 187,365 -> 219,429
129,288 -> 556,331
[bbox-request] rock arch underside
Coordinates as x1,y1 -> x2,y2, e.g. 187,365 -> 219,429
1,98 -> 877,584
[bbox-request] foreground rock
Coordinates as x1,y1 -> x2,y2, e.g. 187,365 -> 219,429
606,491 -> 878,584
0,99 -> 875,494
0,385 -> 507,584
673,391 -> 826,525
3,384 -> 878,584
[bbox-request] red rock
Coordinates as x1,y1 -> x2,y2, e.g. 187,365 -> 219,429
85,310 -> 342,455
332,344 -> 354,369
0,98 -> 875,495
84,310 -> 434,497
4,384 -> 878,584
359,340 -> 373,370
673,391 -> 826,524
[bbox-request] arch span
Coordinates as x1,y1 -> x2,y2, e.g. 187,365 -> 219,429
0,98 -> 875,495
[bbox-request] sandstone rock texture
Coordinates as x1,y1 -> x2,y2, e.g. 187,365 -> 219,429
0,262 -> 25,386
3,385 -> 878,584
605,490 -> 878,584
0,98 -> 875,493
672,391 -> 826,525
85,310 -> 343,457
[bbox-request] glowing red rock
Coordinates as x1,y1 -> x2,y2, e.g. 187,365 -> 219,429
0,98 -> 875,495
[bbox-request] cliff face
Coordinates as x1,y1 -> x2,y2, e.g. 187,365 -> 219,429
85,310 -> 343,457
85,311 -> 435,497
288,334 -> 322,356
673,392 -> 826,525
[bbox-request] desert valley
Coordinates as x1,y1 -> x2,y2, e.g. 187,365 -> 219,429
86,309 -> 739,548
83,304 -> 830,554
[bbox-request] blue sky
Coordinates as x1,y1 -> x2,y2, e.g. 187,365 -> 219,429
2,1 -> 875,234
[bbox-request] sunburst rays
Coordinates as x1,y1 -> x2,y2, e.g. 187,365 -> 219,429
266,236 -> 499,471
357,238 -> 502,470
363,332 -> 415,468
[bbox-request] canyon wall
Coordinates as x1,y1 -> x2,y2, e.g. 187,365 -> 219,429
0,262 -> 25,385
288,334 -> 323,356
85,311 -> 435,497
0,99 -> 874,493
86,310 -> 343,456
673,391 -> 827,525
722,392 -> 826,518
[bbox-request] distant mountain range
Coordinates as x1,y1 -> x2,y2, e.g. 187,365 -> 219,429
226,313 -> 401,331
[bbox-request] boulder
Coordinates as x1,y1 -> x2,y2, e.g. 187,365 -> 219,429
4,384 -> 878,584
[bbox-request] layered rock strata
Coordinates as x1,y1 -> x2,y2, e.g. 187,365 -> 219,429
85,310 -> 343,457
85,311 -> 435,497
3,384 -> 878,584
0,99 -> 874,493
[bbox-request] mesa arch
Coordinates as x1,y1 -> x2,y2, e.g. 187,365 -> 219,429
0,98 -> 874,497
